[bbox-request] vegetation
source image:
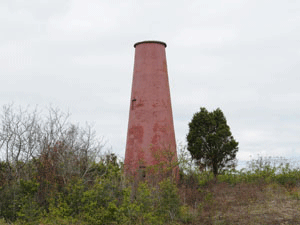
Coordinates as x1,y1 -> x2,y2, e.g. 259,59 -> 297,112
1,149 -> 300,224
1,105 -> 300,224
187,107 -> 238,177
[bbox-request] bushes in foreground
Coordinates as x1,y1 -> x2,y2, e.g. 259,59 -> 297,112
0,154 -> 186,225
1,154 -> 300,224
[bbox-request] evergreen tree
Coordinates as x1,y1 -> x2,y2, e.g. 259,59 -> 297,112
187,107 -> 238,177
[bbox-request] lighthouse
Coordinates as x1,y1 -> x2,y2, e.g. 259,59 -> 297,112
124,41 -> 178,179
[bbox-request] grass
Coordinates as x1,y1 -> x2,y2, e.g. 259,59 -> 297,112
191,182 -> 299,224
178,156 -> 300,224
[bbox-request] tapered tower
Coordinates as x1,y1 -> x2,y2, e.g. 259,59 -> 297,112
125,41 -> 178,178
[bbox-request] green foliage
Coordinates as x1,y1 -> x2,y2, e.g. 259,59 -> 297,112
16,196 -> 42,223
80,180 -> 120,224
197,171 -> 215,186
117,187 -> 139,224
0,179 -> 42,223
157,178 -> 180,222
20,179 -> 39,196
195,156 -> 300,189
179,205 -> 194,224
0,183 -> 21,222
2,152 -> 300,224
16,179 -> 41,223
187,107 -> 238,177
134,182 -> 158,224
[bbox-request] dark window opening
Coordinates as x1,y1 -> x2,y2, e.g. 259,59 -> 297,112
139,166 -> 146,178
131,98 -> 136,110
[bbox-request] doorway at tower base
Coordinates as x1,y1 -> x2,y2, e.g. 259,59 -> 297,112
124,146 -> 179,182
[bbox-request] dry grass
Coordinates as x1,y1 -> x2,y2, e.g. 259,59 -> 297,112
179,181 -> 300,224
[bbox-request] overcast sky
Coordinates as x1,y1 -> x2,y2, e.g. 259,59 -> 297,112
1,0 -> 299,166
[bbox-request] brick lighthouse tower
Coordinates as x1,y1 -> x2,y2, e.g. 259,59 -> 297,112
125,41 -> 178,179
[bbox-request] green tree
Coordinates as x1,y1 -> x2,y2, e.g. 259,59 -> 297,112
186,107 -> 238,177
